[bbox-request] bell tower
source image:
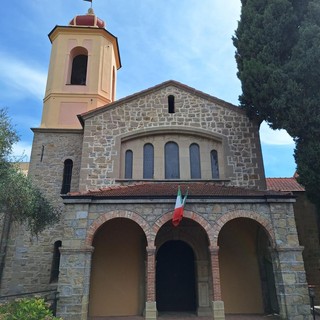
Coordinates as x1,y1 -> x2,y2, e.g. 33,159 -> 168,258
40,8 -> 121,129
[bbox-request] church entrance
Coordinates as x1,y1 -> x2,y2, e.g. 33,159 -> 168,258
156,240 -> 196,312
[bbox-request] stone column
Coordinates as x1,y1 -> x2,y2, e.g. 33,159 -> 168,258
145,246 -> 157,320
57,246 -> 94,320
196,260 -> 211,316
209,246 -> 225,320
272,246 -> 312,320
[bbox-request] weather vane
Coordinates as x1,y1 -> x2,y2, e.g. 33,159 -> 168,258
83,0 -> 93,9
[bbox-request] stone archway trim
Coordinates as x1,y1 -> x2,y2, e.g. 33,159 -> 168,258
212,210 -> 276,248
152,210 -> 214,246
85,210 -> 151,246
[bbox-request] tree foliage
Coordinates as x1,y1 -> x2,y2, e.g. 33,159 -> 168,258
233,0 -> 320,207
0,297 -> 63,320
0,108 -> 60,236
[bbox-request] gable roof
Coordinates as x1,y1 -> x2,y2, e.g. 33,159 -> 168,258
78,80 -> 247,126
65,181 -> 291,199
266,178 -> 305,192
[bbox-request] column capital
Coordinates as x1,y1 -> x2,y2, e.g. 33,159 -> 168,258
209,245 -> 219,255
147,246 -> 156,255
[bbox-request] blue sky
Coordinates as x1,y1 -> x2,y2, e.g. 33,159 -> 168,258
0,0 -> 295,177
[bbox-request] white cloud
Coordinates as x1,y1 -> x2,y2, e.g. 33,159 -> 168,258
0,52 -> 47,101
260,121 -> 294,146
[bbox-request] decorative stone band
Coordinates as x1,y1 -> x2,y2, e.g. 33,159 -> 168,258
275,245 -> 304,252
59,246 -> 95,254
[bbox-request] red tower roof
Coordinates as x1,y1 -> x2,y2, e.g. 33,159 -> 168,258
69,8 -> 105,28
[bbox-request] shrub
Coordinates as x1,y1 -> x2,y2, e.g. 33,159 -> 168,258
0,297 -> 62,320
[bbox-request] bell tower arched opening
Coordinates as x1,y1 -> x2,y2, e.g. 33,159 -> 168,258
68,46 -> 88,85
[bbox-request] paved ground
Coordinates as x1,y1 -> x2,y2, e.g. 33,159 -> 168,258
90,312 -> 319,320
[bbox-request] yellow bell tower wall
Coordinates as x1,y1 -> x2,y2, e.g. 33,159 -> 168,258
40,13 -> 121,129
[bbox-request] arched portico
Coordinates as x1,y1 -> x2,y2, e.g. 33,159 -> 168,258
88,217 -> 148,317
218,217 -> 278,315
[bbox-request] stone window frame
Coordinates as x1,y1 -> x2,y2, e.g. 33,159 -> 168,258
165,141 -> 180,179
50,240 -> 62,283
143,143 -> 154,179
124,149 -> 133,179
61,158 -> 73,194
210,150 -> 219,179
118,127 -> 226,180
189,143 -> 201,179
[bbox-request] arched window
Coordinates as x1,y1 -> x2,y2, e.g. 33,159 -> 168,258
189,143 -> 201,179
165,142 -> 180,179
71,54 -> 88,85
125,150 -> 133,179
211,150 -> 219,179
143,143 -> 154,179
61,159 -> 73,194
168,95 -> 175,113
50,240 -> 62,283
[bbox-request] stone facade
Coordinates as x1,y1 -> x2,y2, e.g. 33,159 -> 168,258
0,82 -> 313,320
79,83 -> 266,190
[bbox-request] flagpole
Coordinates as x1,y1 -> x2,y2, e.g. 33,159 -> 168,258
83,0 -> 93,9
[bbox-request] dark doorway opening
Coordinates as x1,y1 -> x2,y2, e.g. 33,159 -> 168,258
156,240 -> 196,312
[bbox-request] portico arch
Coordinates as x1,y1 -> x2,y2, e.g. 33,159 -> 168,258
154,217 -> 212,316
85,210 -> 151,246
217,215 -> 278,315
213,210 -> 276,248
153,210 -> 214,246
89,217 -> 148,317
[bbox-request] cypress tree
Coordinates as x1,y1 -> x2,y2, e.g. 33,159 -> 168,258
233,0 -> 320,213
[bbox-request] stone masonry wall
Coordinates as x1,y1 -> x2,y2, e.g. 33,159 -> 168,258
293,192 -> 320,304
79,85 -> 266,191
0,130 -> 83,295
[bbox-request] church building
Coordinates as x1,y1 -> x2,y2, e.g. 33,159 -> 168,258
0,8 -> 313,320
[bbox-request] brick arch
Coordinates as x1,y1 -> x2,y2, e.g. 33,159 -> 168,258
152,210 -> 214,246
212,210 -> 276,248
85,210 -> 151,246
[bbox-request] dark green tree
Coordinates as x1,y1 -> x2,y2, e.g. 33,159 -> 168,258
233,0 -> 320,208
0,108 -> 61,284
0,108 -> 61,235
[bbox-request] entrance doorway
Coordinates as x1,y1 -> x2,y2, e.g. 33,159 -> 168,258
156,240 -> 196,312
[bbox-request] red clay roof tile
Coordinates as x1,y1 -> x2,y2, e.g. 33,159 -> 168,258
67,182 -> 291,198
266,178 -> 305,192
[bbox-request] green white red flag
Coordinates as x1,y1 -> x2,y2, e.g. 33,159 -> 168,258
172,186 -> 188,227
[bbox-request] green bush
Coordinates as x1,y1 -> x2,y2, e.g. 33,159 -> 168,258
0,297 -> 62,320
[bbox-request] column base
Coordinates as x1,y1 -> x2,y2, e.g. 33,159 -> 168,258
145,301 -> 157,320
212,301 -> 225,320
197,306 -> 212,316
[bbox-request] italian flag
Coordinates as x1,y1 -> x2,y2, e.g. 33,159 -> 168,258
172,186 -> 188,227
